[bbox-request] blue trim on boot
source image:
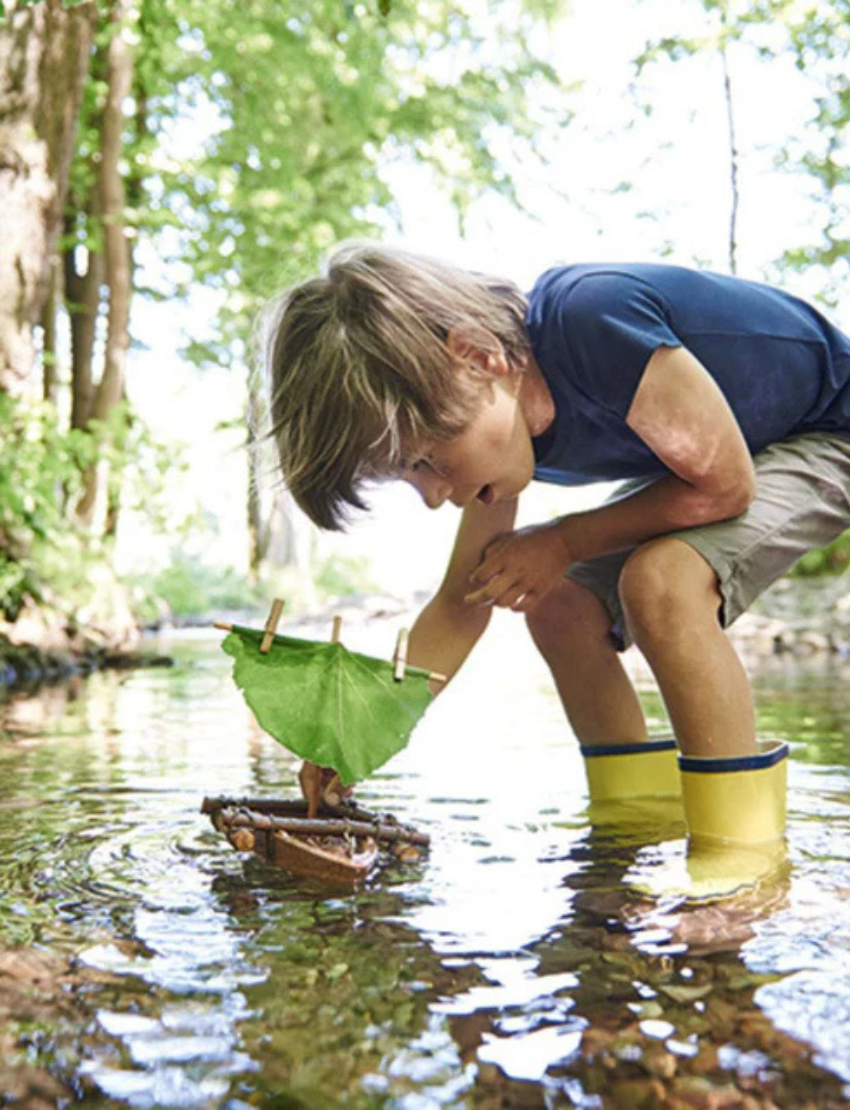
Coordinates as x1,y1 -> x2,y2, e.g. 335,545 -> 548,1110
679,740 -> 789,774
581,738 -> 677,759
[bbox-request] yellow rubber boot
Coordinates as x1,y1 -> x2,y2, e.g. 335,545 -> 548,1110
679,739 -> 788,846
582,739 -> 681,801
582,740 -> 683,834
633,739 -> 789,902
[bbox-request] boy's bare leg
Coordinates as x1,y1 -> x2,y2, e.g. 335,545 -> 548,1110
619,537 -> 757,759
526,578 -> 648,747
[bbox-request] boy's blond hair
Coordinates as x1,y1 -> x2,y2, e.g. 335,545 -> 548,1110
264,242 -> 530,530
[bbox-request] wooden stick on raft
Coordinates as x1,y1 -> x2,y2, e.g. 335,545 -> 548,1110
260,598 -> 285,653
218,809 -> 431,846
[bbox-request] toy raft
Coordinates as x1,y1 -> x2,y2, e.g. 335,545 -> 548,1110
202,795 -> 430,885
209,601 -> 441,883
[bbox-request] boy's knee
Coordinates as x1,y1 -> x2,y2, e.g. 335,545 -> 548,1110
619,538 -> 721,644
526,578 -> 610,655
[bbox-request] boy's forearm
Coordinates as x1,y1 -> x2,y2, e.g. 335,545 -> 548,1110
465,470 -> 754,611
408,592 -> 492,688
555,470 -> 754,565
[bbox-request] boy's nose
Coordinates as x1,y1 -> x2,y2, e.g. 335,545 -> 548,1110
406,470 -> 452,510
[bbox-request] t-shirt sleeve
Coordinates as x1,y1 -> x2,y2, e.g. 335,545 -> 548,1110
556,272 -> 683,417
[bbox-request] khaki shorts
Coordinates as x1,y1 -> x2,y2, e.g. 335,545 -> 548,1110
567,432 -> 850,651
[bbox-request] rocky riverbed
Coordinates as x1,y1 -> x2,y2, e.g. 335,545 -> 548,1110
732,574 -> 850,658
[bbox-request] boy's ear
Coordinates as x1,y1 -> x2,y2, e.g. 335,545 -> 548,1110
446,325 -> 508,377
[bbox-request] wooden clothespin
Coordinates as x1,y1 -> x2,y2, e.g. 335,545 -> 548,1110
393,628 -> 409,682
391,628 -> 448,687
259,598 -> 285,654
331,615 -> 343,644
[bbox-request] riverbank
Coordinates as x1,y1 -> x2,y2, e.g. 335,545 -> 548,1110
0,632 -> 174,688
0,591 -> 174,689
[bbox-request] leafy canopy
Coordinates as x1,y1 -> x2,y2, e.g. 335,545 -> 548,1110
120,0 -> 564,366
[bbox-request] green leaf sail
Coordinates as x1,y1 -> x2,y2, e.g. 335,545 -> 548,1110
221,626 -> 433,785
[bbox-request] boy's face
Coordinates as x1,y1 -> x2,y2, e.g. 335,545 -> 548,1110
400,374 -> 536,510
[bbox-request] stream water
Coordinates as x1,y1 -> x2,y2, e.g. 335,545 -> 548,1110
1,615 -> 849,1108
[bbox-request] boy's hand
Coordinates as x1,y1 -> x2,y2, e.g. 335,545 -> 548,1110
298,761 -> 353,818
464,520 -> 572,612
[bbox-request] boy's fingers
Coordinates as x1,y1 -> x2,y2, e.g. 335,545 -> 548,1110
464,574 -> 508,605
466,565 -> 558,609
465,574 -> 525,607
323,772 -> 353,806
299,762 -> 354,816
463,585 -> 495,606
468,557 -> 501,586
299,761 -> 324,818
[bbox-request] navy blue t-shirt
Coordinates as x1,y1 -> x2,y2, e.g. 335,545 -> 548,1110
526,263 -> 850,486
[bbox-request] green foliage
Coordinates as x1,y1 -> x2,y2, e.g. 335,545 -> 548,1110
222,625 -> 433,783
0,394 -> 94,620
792,530 -> 850,577
0,392 -> 191,624
132,555 -> 265,621
634,0 -> 850,299
130,549 -> 377,624
108,0 -> 566,365
312,553 -> 376,599
775,0 -> 850,294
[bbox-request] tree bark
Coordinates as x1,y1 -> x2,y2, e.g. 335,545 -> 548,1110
40,251 -> 60,403
92,0 -> 133,423
0,0 -> 95,394
64,219 -> 102,431
247,385 -> 274,578
246,382 -> 315,590
720,39 -> 740,276
76,0 -> 135,527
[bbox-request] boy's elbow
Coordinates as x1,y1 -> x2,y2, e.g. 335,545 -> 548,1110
689,458 -> 755,524
725,475 -> 756,517
711,465 -> 756,521
733,458 -> 757,511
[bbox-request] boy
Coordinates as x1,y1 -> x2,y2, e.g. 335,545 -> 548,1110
266,243 -> 850,853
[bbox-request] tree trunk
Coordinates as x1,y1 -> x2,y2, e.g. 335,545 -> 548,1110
0,0 -> 95,395
246,385 -> 272,578
76,0 -> 135,527
64,207 -> 103,431
720,39 -> 740,276
40,251 -> 61,404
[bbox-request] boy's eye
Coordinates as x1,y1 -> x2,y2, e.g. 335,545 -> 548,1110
404,455 -> 447,478
424,456 -> 449,477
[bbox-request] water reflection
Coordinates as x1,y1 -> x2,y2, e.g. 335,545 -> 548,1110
0,627 -> 849,1106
